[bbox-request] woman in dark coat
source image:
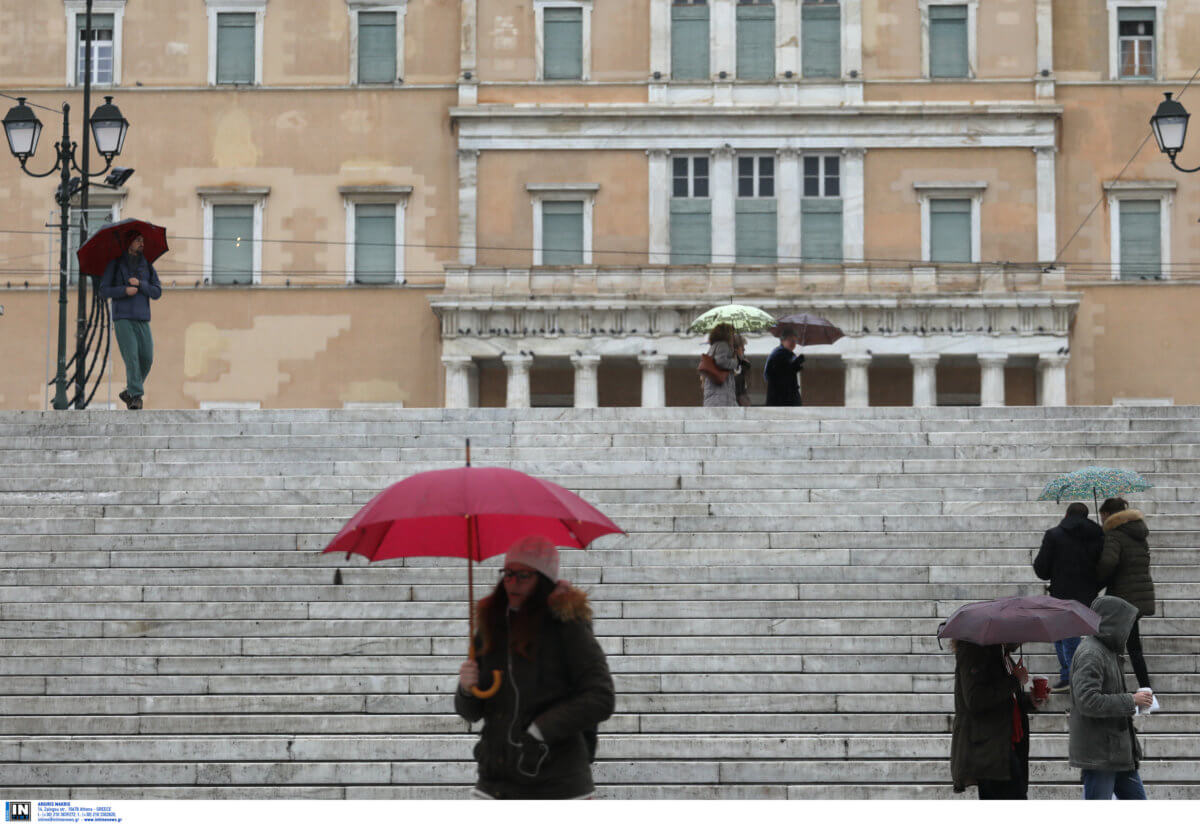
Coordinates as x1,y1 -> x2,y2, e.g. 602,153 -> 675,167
1097,497 -> 1155,689
950,640 -> 1043,799
455,537 -> 615,799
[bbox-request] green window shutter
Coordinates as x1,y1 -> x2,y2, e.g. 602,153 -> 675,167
735,199 -> 777,264
929,198 -> 972,263
928,4 -> 968,78
670,199 -> 712,264
544,7 -> 583,80
542,200 -> 585,265
358,11 -> 397,83
69,205 -> 115,285
801,4 -> 840,78
671,5 -> 710,80
211,204 -> 254,285
1119,200 -> 1161,279
355,203 -> 397,284
1117,7 -> 1156,23
216,13 -> 256,84
736,4 -> 775,80
801,198 -> 843,263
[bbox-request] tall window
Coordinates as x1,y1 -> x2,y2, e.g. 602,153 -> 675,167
801,0 -> 840,78
1118,7 -> 1155,78
215,12 -> 256,84
801,155 -> 842,263
543,7 -> 584,80
1118,200 -> 1161,279
76,13 -> 115,85
928,4 -> 969,78
541,201 -> 586,264
736,0 -> 775,81
671,1 -> 709,80
357,10 -> 398,84
929,199 -> 972,262
69,203 -> 119,285
353,203 -> 398,284
211,204 -> 255,285
736,155 -> 776,264
670,155 -> 711,264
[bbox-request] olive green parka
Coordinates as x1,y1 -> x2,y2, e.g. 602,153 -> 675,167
1098,509 -> 1155,616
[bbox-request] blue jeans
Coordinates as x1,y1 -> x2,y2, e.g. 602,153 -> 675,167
1054,636 -> 1082,682
1082,769 -> 1147,800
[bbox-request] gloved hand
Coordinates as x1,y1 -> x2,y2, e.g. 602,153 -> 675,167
515,730 -> 550,777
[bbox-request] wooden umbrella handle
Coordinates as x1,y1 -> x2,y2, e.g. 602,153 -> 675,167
471,671 -> 503,699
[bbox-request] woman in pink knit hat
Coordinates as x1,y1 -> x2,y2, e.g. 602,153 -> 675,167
455,535 -> 614,799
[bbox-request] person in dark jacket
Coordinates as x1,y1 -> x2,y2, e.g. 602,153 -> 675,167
1069,595 -> 1154,799
732,333 -> 752,407
1097,498 -> 1155,690
1033,502 -> 1104,691
763,330 -> 805,406
98,233 -> 162,409
950,640 -> 1044,799
455,536 -> 615,799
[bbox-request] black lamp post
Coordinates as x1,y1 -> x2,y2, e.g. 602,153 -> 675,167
2,94 -> 128,409
1150,92 -> 1200,173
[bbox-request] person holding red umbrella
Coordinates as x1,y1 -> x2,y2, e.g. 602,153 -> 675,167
455,536 -> 615,800
98,231 -> 161,409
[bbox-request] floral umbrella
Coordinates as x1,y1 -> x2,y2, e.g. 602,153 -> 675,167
687,304 -> 777,334
1037,466 -> 1153,517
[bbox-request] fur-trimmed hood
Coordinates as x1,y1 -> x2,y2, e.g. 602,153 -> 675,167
1103,509 -> 1147,536
475,582 -> 593,627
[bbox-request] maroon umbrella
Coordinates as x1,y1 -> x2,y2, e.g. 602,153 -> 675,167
769,313 -> 844,346
937,595 -> 1101,646
76,218 -> 169,279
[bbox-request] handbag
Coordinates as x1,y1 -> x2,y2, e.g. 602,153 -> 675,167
698,353 -> 730,385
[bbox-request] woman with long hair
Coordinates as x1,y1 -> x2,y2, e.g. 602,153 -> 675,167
701,322 -> 740,407
1097,496 -> 1155,690
455,536 -> 615,799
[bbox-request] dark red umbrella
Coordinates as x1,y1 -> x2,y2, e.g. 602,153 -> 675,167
323,441 -> 623,697
768,313 -> 844,346
937,595 -> 1101,646
76,218 -> 169,279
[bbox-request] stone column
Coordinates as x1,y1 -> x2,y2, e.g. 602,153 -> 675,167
1035,147 -> 1057,263
712,0 -> 736,79
502,353 -> 533,409
457,149 -> 479,265
442,355 -> 474,409
910,353 -> 940,407
978,353 -> 1008,408
648,149 -> 671,265
842,149 -> 866,264
1034,0 -> 1055,98
638,353 -> 669,408
777,0 -> 800,79
458,0 -> 478,104
650,0 -> 671,78
711,146 -> 736,264
843,354 -> 871,408
778,148 -> 801,264
570,353 -> 601,408
1038,353 -> 1069,406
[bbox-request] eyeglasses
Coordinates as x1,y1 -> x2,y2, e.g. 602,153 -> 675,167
500,569 -> 536,582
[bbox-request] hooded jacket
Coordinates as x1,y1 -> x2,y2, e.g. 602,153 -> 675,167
1033,513 -> 1103,605
949,641 -> 1034,793
1098,510 -> 1156,616
1069,595 -> 1142,771
454,584 -> 615,799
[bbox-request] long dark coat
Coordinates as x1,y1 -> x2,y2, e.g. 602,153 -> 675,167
454,585 -> 615,799
950,641 -> 1034,793
1098,509 -> 1156,616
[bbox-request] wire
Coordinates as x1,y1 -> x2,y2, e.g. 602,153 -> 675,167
0,91 -> 61,114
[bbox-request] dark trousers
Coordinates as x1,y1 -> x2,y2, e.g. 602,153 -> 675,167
1127,618 -> 1151,690
977,740 -> 1030,800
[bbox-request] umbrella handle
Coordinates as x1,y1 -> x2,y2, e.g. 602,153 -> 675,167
472,671 -> 503,699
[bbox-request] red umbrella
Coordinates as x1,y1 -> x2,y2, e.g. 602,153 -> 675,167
937,595 -> 1101,646
768,313 -> 844,346
323,441 -> 623,697
76,218 -> 169,279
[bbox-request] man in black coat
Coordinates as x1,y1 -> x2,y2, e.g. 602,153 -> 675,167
763,331 -> 805,406
1033,502 -> 1104,691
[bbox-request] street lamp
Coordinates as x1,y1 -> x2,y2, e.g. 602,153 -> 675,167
1150,92 -> 1200,173
2,94 -> 129,409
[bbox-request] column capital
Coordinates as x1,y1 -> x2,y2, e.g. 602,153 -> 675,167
841,147 -> 867,158
637,352 -> 669,368
569,353 -> 602,367
713,144 -> 737,159
1033,146 -> 1057,157
442,354 -> 474,367
778,147 -> 801,159
646,148 -> 671,159
1038,352 -> 1070,370
977,352 -> 1009,367
909,352 -> 941,367
842,353 -> 873,367
457,148 -> 480,160
502,352 -> 533,369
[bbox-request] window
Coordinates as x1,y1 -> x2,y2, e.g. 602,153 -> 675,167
65,1 -> 125,87
341,186 -> 411,285
206,2 -> 265,86
69,202 -> 120,286
736,155 -> 776,264
736,1 -> 775,81
801,1 -> 840,79
1106,182 -> 1173,281
671,1 -> 709,81
670,155 -> 711,264
915,182 -> 984,263
355,10 -> 400,84
536,1 -> 593,81
928,4 -> 968,78
802,155 -> 842,263
527,184 -> 598,265
1118,7 -> 1155,78
200,187 -> 268,285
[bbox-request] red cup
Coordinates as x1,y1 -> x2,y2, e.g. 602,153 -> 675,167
1032,676 -> 1050,702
